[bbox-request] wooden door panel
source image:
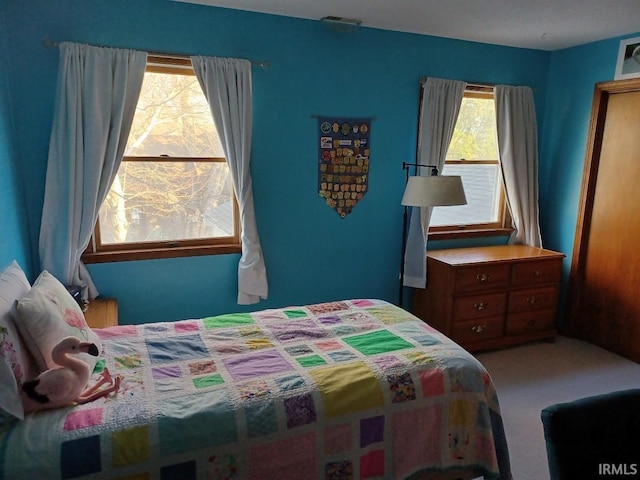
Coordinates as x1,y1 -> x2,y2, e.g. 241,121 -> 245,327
570,81 -> 640,362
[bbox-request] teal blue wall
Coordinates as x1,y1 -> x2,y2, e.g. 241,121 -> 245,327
540,37 -> 624,256
2,0 -> 562,324
0,4 -> 31,274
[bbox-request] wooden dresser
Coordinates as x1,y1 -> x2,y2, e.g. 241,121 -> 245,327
412,245 -> 565,352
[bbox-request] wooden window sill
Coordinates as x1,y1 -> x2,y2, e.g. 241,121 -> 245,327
427,228 -> 513,241
83,244 -> 242,264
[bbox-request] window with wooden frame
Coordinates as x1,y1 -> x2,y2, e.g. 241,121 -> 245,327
83,55 -> 240,263
420,85 -> 511,239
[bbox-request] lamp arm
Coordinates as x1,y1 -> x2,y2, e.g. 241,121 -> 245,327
402,161 -> 439,176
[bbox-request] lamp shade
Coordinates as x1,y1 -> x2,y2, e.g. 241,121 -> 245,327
401,175 -> 467,207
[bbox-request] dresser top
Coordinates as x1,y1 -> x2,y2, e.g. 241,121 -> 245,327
427,245 -> 565,266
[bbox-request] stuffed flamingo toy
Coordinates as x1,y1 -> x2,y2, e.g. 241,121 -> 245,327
22,336 -> 121,414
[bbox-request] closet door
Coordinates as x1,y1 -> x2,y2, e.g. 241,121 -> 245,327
568,78 -> 640,362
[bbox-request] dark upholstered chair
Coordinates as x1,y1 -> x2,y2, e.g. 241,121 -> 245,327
541,389 -> 640,480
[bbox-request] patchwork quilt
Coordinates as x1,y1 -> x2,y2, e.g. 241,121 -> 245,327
0,299 -> 511,479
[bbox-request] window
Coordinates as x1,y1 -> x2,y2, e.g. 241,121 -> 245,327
83,55 -> 240,263
424,87 -> 511,237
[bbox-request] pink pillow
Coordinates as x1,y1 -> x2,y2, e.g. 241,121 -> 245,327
0,261 -> 38,421
15,271 -> 102,375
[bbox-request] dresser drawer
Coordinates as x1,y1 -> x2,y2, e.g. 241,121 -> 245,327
511,260 -> 562,287
454,264 -> 510,293
452,316 -> 504,344
453,292 -> 507,321
506,310 -> 555,336
508,286 -> 558,314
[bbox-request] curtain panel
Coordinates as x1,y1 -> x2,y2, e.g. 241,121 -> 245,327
191,56 -> 268,305
495,85 -> 542,247
403,78 -> 467,290
39,42 -> 147,298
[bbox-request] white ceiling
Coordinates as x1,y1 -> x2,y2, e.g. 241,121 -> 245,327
175,0 -> 640,51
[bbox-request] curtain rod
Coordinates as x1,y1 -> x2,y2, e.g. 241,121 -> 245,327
310,114 -> 376,120
419,77 -> 493,89
42,39 -> 271,70
419,77 -> 537,92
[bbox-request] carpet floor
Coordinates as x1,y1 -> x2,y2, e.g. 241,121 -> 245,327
476,336 -> 640,480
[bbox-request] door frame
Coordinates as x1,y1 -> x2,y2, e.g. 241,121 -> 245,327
566,78 -> 640,336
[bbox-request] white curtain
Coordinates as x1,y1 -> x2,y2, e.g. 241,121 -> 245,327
39,42 -> 147,298
495,85 -> 542,247
191,56 -> 268,305
403,78 -> 467,289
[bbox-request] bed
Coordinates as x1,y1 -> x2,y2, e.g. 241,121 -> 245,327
0,263 -> 511,480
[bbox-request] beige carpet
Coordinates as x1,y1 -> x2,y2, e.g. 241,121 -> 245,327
476,336 -> 640,480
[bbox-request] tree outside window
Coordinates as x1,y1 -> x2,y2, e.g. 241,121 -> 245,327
85,57 -> 240,263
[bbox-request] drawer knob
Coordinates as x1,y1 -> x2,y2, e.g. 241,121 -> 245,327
527,296 -> 538,304
527,319 -> 537,327
476,273 -> 491,283
533,270 -> 542,277
472,325 -> 487,334
474,302 -> 488,311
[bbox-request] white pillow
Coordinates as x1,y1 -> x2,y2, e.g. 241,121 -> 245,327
15,270 -> 102,375
0,261 -> 37,422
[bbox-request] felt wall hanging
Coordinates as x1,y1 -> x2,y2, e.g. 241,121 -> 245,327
317,117 -> 371,218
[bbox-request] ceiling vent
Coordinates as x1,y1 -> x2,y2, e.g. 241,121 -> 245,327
320,16 -> 362,33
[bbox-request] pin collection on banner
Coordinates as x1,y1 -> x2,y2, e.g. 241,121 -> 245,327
317,117 -> 372,218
